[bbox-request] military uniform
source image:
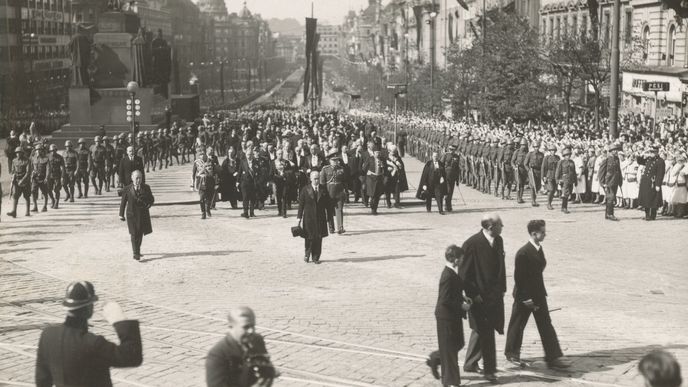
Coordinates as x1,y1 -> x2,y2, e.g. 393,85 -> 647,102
320,158 -> 347,233
524,143 -> 544,206
555,149 -> 577,213
63,145 -> 78,202
103,138 -> 116,191
7,149 -> 32,217
75,140 -> 91,198
194,156 -> 218,219
442,146 -> 461,211
541,147 -> 560,209
511,142 -> 529,203
31,148 -> 51,212
90,138 -> 107,195
500,142 -> 515,199
47,148 -> 65,208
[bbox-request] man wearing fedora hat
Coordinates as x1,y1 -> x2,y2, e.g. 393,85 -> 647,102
598,143 -> 623,221
35,281 -> 142,386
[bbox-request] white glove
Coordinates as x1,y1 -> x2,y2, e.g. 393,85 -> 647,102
423,185 -> 427,190
102,302 -> 127,325
440,177 -> 444,184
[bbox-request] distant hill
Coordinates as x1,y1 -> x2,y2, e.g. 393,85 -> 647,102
268,18 -> 303,36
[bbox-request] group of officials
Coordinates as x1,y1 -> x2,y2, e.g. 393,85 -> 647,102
432,214 -> 570,386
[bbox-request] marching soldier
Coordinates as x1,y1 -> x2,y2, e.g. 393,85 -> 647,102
555,147 -> 577,214
524,140 -> 544,207
499,138 -> 516,200
442,144 -> 461,212
511,138 -> 529,204
193,151 -> 217,219
75,138 -> 92,198
598,143 -> 623,221
90,136 -> 107,195
63,140 -> 78,202
47,144 -> 65,209
541,144 -> 560,210
31,143 -> 51,213
103,136 -> 115,192
6,147 -> 33,218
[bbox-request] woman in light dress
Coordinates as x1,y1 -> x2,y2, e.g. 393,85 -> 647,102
573,147 -> 586,203
622,153 -> 639,209
669,153 -> 687,218
661,154 -> 674,216
591,148 -> 605,203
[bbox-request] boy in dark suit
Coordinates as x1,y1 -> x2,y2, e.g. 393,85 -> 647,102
504,219 -> 571,369
434,244 -> 472,387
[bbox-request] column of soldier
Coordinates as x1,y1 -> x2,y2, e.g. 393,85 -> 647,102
3,126 -> 201,221
351,109 -> 688,221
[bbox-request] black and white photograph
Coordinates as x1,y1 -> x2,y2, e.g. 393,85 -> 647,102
1,0 -> 687,386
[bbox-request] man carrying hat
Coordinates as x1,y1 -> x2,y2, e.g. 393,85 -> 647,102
35,281 -> 142,386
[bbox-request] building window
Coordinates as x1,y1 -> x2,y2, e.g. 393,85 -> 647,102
624,9 -> 632,44
668,25 -> 676,66
562,15 -> 568,37
572,15 -> 577,37
541,18 -> 546,37
603,11 -> 610,45
642,25 -> 650,63
581,14 -> 587,37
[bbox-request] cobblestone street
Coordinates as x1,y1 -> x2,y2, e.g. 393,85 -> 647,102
1,155 -> 687,386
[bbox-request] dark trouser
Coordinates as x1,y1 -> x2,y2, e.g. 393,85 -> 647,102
561,182 -> 573,210
604,185 -> 618,216
445,179 -> 456,210
130,232 -> 143,257
398,143 -> 405,157
464,325 -> 497,374
48,178 -> 61,206
304,237 -> 322,260
63,170 -> 76,199
530,172 -> 541,204
200,187 -> 215,215
504,298 -> 562,362
241,186 -> 257,216
426,186 -> 443,213
437,319 -> 463,386
10,183 -> 31,215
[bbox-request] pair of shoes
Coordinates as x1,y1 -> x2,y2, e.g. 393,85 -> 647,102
426,351 -> 441,380
313,259 -> 321,264
241,213 -> 249,219
517,199 -> 525,204
304,255 -> 310,263
463,365 -> 483,374
201,213 -> 206,219
133,255 -> 140,261
337,229 -> 345,234
605,215 -> 619,221
532,202 -> 539,207
249,212 -> 256,218
506,355 -> 526,368
547,357 -> 572,369
329,227 -> 335,234
439,211 -> 445,215
561,208 -> 570,214
547,204 -> 554,210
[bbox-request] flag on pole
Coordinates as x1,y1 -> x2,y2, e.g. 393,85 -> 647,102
304,17 -> 317,104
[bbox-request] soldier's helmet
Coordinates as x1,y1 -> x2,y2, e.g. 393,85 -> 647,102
15,146 -> 23,153
506,138 -> 513,145
94,136 -> 101,142
119,133 -> 126,139
62,281 -> 99,310
35,143 -> 43,150
534,140 -> 542,147
103,136 -> 109,142
158,129 -> 163,134
49,144 -> 58,151
562,147 -> 572,156
65,140 -> 73,147
548,144 -> 557,151
520,138 -> 528,146
78,138 -> 86,144
137,132 -> 143,138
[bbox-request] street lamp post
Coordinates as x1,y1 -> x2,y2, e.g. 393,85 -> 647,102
126,81 -> 140,148
609,0 -> 621,139
428,8 -> 437,116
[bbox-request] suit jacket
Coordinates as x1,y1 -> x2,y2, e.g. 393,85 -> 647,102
237,157 -> 260,191
416,160 -> 447,199
119,183 -> 154,236
118,156 -> 145,186
598,155 -> 623,187
297,184 -> 332,239
435,266 -> 466,321
36,317 -> 142,387
459,230 -> 506,333
512,242 -> 548,303
206,334 -> 266,387
304,154 -> 324,172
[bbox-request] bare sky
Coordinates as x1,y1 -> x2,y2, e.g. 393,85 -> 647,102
224,0 -> 374,25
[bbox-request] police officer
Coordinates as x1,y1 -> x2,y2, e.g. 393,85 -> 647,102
442,144 -> 461,212
7,147 -> 33,218
47,144 -> 65,209
598,143 -> 624,221
555,147 -> 577,214
541,144 -> 560,210
36,281 -> 142,386
524,140 -> 544,207
75,138 -> 92,198
90,136 -> 107,195
31,143 -> 51,213
63,140 -> 78,202
511,138 -> 529,204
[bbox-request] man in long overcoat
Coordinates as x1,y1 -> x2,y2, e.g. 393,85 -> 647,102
297,170 -> 332,264
417,151 -> 448,214
459,213 -> 506,383
638,145 -> 666,220
118,146 -> 145,187
598,143 -> 623,221
119,170 -> 154,261
363,149 -> 386,215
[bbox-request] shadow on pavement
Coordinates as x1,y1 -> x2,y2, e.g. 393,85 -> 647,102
344,227 -> 430,236
0,247 -> 50,255
324,254 -> 426,263
0,230 -> 71,237
141,250 -> 249,263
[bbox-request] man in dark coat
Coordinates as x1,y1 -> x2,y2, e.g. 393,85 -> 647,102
504,220 -> 571,370
349,141 -> 369,205
541,144 -> 560,210
206,306 -> 274,387
598,143 -> 623,221
297,170 -> 332,264
417,151 -> 447,214
237,147 -> 261,218
119,170 -> 154,261
459,213 -> 506,383
36,281 -> 142,387
435,244 -> 470,387
118,146 -> 145,187
524,140 -> 544,207
442,144 -> 461,212
638,145 -> 666,221
363,149 -> 386,215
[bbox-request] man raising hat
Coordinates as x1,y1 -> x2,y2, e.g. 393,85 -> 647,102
35,281 -> 142,386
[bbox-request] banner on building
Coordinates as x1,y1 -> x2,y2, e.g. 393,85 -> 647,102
303,17 -> 317,105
